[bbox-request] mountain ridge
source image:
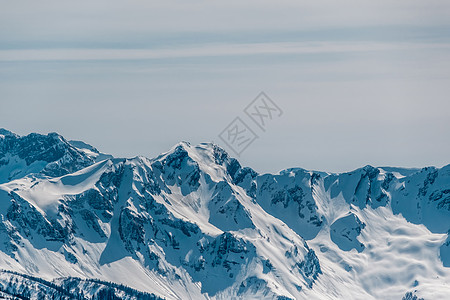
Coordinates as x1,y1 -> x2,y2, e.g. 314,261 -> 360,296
0,129 -> 449,299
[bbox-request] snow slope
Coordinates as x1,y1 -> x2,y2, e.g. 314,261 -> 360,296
0,130 -> 449,299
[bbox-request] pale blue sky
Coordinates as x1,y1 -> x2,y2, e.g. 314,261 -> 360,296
1,0 -> 450,173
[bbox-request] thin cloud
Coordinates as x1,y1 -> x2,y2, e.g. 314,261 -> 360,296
1,41 -> 450,62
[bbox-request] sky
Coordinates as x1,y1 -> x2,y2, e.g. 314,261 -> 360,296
1,0 -> 450,173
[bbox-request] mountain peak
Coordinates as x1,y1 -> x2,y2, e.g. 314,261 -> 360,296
0,129 -> 97,182
161,141 -> 231,167
0,128 -> 18,138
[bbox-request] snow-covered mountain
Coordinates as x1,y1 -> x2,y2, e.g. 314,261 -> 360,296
0,129 -> 112,184
0,129 -> 449,299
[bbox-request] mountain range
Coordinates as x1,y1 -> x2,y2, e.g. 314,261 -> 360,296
0,128 -> 449,299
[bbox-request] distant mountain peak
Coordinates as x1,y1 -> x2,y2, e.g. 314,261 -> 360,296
0,129 -> 112,183
0,128 -> 18,138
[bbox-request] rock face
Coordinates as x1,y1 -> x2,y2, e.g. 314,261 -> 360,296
0,130 -> 449,300
330,212 -> 365,252
0,129 -> 110,184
